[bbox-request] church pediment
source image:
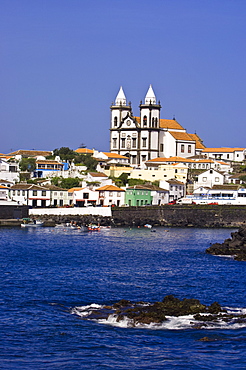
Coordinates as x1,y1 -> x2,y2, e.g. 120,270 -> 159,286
119,113 -> 140,129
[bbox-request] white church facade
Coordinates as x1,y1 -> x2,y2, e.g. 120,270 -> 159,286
110,85 -> 205,167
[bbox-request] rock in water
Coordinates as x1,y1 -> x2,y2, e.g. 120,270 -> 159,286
206,226 -> 246,261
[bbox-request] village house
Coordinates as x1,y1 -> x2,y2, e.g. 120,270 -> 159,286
160,179 -> 185,202
33,160 -> 64,178
125,185 -> 153,206
0,185 -> 9,201
0,158 -> 19,183
9,184 -> 52,207
202,148 -> 246,163
68,186 -> 99,207
194,169 -> 224,189
96,184 -> 125,207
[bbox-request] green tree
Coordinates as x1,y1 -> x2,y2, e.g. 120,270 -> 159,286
74,154 -> 98,171
19,158 -> 36,172
53,147 -> 76,161
51,177 -> 80,189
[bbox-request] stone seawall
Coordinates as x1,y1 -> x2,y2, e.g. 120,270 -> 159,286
111,205 -> 246,228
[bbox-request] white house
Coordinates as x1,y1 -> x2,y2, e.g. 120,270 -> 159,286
96,184 -> 125,207
194,169 -> 224,189
0,185 -> 9,201
0,158 -> 19,183
202,148 -> 246,163
160,179 -> 185,202
69,187 -> 99,207
9,184 -> 52,207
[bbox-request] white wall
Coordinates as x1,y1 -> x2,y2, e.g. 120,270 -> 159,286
30,207 -> 112,217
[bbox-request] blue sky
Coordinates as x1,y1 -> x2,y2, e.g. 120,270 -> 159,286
1,0 -> 246,153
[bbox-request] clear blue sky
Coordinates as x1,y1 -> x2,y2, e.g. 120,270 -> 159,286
1,0 -> 246,153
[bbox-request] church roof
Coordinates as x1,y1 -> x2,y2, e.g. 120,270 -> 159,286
146,156 -> 194,163
188,134 -> 206,149
159,119 -> 184,130
169,131 -> 195,141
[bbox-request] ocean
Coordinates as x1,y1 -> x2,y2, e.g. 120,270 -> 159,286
0,226 -> 246,369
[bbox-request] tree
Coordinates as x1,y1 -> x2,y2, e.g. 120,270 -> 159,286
74,154 -> 98,171
19,158 -> 36,172
53,147 -> 76,161
51,177 -> 80,189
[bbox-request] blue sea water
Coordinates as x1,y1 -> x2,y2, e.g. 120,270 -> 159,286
0,226 -> 246,369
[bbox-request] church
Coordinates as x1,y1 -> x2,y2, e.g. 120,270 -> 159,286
110,85 -> 205,167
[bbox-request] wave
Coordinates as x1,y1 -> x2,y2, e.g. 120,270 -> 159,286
71,303 -> 246,330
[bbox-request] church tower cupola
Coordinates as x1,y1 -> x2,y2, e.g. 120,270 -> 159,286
145,85 -> 156,104
115,86 -> 127,106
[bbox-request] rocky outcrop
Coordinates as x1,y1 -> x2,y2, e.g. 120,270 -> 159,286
206,226 -> 246,261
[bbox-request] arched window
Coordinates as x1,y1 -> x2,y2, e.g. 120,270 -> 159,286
152,117 -> 155,127
143,116 -> 147,126
155,118 -> 158,127
114,116 -> 118,126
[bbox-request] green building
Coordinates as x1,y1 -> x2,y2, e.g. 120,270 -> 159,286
125,185 -> 153,206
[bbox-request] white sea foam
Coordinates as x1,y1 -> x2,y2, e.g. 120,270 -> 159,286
71,304 -> 246,330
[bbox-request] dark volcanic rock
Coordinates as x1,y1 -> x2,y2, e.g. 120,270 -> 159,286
206,226 -> 246,261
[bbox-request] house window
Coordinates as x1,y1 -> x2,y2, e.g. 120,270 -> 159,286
215,177 -> 219,182
132,156 -> 137,164
160,144 -> 164,152
83,193 -> 89,199
113,138 -> 117,148
114,116 -> 117,126
22,190 -> 25,196
142,138 -> 147,148
181,144 -> 184,153
202,177 -> 207,182
109,192 -> 113,197
188,145 -> 191,153
227,154 -> 229,159
117,192 -> 121,197
42,191 -> 46,196
17,190 -> 20,196
142,155 -> 147,162
12,190 -> 15,195
121,138 -> 126,148
132,138 -> 137,148
143,116 -> 147,126
33,191 -> 37,196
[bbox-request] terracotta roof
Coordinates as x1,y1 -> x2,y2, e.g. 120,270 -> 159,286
133,117 -> 184,130
170,131 -> 195,141
0,179 -> 13,183
217,161 -> 230,165
160,119 -> 184,130
103,152 -> 128,159
88,172 -> 108,177
146,156 -> 194,163
8,150 -> 52,157
211,184 -> 240,190
127,185 -> 153,190
0,185 -> 8,189
203,148 -> 246,153
166,179 -> 185,185
68,187 -> 83,193
45,185 -> 68,191
74,148 -> 94,154
10,184 -> 49,190
96,185 -> 125,192
196,159 -> 214,163
36,160 -> 62,165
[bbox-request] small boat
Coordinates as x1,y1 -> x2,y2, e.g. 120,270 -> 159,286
87,224 -> 100,231
144,224 -> 152,229
21,220 -> 43,228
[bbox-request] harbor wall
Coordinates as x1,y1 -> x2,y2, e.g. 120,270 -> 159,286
111,205 -> 246,228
